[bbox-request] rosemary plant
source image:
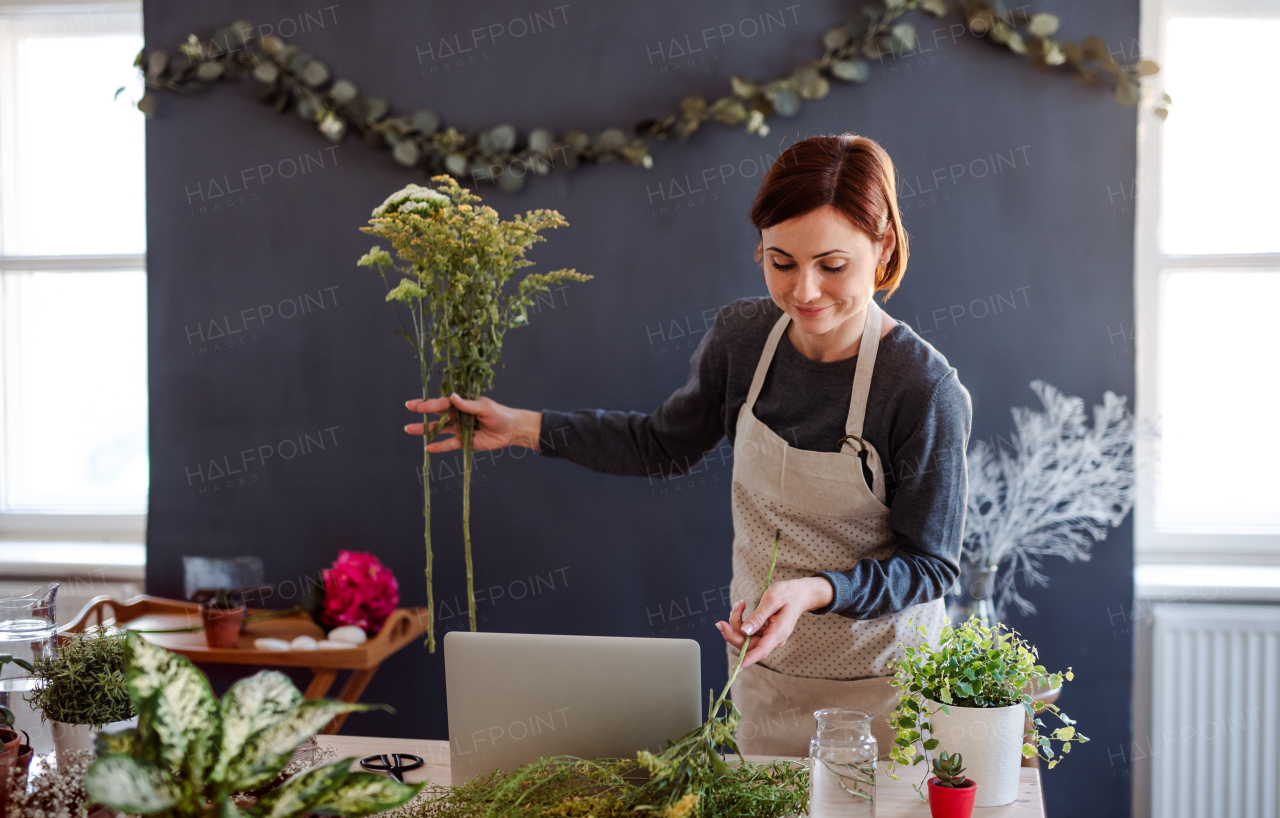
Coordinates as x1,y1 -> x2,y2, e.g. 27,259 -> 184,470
393,529 -> 809,818
27,627 -> 134,727
359,176 -> 590,651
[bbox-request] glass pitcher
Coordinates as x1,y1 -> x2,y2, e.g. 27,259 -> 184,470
0,582 -> 59,753
809,707 -> 878,817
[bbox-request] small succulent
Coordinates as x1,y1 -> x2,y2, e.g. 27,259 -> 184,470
191,587 -> 247,609
932,751 -> 971,788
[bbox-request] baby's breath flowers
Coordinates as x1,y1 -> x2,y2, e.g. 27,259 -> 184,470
6,749 -> 95,818
359,176 -> 591,651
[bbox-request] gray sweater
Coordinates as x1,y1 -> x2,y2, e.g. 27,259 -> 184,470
537,296 -> 972,620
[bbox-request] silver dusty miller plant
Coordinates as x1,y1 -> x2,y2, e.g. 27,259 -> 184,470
964,380 -> 1134,618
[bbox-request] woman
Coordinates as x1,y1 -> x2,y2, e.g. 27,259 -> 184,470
405,133 -> 971,758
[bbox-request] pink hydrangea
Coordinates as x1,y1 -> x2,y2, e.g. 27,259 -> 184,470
321,550 -> 399,635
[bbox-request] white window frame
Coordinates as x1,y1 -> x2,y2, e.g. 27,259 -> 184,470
0,0 -> 146,544
1134,0 -> 1280,565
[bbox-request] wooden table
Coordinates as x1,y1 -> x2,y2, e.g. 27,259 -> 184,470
319,736 -> 1047,817
63,595 -> 429,733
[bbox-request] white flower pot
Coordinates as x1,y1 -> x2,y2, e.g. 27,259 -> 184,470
51,717 -> 137,763
923,699 -> 1025,807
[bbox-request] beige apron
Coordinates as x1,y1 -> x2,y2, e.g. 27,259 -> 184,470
727,299 -> 947,759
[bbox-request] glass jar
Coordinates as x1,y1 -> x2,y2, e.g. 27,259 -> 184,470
808,707 -> 877,817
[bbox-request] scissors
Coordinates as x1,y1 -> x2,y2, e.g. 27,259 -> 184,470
359,753 -> 425,783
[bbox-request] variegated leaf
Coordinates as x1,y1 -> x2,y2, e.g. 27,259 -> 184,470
124,631 -> 219,772
229,700 -> 374,791
311,772 -> 424,816
84,754 -> 182,814
94,725 -> 138,757
246,758 -> 351,818
219,796 -> 248,818
212,670 -> 302,782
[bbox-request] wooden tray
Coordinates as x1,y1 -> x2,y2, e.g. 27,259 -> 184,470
64,595 -> 428,671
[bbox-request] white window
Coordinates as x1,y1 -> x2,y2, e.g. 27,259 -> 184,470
0,3 -> 147,542
1135,0 -> 1280,563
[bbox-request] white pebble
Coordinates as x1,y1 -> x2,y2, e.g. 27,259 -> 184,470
327,626 -> 368,645
290,636 -> 318,651
316,640 -> 357,650
254,638 -> 292,652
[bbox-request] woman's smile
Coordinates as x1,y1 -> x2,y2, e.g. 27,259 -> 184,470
793,303 -> 832,317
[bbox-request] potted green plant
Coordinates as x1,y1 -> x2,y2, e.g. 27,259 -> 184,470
25,627 -> 135,762
192,587 -> 247,648
84,630 -> 421,818
886,616 -> 1088,807
926,751 -> 977,818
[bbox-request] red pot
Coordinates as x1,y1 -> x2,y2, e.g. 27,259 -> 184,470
928,776 -> 978,818
200,604 -> 245,648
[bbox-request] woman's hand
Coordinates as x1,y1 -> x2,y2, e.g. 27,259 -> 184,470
715,577 -> 834,670
404,394 -> 542,453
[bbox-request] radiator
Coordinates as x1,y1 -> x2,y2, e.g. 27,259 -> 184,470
1151,604 -> 1280,818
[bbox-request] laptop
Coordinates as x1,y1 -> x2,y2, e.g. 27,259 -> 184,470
444,631 -> 702,785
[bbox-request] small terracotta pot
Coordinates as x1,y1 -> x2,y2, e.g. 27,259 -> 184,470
12,744 -> 33,787
200,604 -> 245,648
0,728 -> 19,763
0,732 -> 26,814
927,776 -> 978,818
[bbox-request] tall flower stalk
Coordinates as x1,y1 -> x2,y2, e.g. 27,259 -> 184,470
359,176 -> 590,651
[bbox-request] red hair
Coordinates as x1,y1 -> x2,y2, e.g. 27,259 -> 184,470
749,134 -> 910,299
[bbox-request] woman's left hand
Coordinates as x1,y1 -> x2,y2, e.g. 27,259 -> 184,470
716,577 -> 834,670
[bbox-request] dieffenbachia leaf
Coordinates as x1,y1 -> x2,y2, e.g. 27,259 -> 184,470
229,699 -> 376,791
245,758 -> 351,818
94,726 -> 138,758
124,631 -> 219,773
212,670 -> 302,782
84,754 -> 182,814
311,772 -> 424,816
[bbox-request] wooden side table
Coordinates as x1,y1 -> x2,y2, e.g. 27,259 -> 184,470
63,595 -> 429,733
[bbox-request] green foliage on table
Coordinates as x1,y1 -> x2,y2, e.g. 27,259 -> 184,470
400,530 -> 807,818
128,1 -> 1159,187
885,617 -> 1088,798
83,631 -> 421,818
26,628 -> 133,727
358,175 -> 591,651
931,750 -> 970,788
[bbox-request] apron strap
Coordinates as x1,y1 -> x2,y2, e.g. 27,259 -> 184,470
744,312 -> 791,412
844,299 -> 883,439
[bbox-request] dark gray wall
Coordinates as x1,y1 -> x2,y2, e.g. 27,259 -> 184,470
144,1 -> 1137,815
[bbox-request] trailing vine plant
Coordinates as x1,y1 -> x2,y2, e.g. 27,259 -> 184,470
358,177 -> 590,651
130,0 -> 1159,190
885,616 -> 1087,800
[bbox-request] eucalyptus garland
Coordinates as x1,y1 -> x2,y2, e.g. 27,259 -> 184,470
133,0 -> 1158,191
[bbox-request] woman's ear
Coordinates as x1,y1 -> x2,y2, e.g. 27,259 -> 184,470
879,227 -> 897,265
